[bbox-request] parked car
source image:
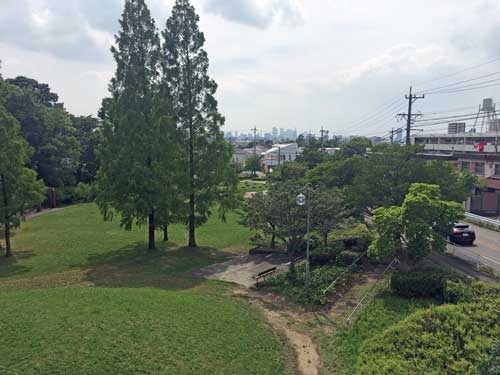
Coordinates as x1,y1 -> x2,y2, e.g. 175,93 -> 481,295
449,223 -> 476,245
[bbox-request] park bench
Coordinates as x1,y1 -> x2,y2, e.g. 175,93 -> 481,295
255,267 -> 277,287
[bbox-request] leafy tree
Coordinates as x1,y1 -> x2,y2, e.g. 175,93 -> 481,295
161,0 -> 237,247
340,136 -> 372,157
311,188 -> 351,246
6,76 -> 60,108
369,183 -> 464,263
306,156 -> 365,189
296,147 -> 330,168
1,79 -> 79,187
97,0 -> 172,250
268,162 -> 307,184
245,154 -> 261,177
71,115 -> 102,184
0,103 -> 45,257
240,191 -> 279,249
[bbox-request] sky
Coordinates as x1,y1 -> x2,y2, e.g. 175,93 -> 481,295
1,0 -> 500,137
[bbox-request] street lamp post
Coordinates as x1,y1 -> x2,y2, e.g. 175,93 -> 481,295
296,186 -> 311,300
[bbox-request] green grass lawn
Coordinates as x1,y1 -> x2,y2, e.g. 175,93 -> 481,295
0,287 -> 289,375
239,180 -> 268,193
330,293 -> 437,375
1,204 -> 252,280
0,204 -> 292,375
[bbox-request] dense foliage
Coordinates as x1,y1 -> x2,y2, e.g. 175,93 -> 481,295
0,100 -> 45,256
391,269 -> 464,299
161,0 -> 238,247
263,263 -> 351,305
357,296 -> 500,374
306,144 -> 479,213
369,183 -> 464,263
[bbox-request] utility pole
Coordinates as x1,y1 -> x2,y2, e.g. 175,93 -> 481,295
251,126 -> 258,156
320,127 -> 329,151
390,128 -> 395,144
398,86 -> 424,146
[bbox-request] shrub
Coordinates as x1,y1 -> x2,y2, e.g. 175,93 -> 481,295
390,268 -> 463,300
356,298 -> 500,374
310,242 -> 344,266
74,183 -> 95,203
444,280 -> 500,304
480,341 -> 500,375
336,250 -> 360,267
263,263 -> 351,305
329,220 -> 374,253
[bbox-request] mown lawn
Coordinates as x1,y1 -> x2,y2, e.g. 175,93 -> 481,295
0,287 -> 289,375
1,204 -> 252,279
0,204 -> 292,375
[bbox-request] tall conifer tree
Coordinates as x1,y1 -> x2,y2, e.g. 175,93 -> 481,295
97,0 -> 174,250
161,0 -> 237,248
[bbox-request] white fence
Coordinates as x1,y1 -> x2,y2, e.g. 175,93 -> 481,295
465,212 -> 500,231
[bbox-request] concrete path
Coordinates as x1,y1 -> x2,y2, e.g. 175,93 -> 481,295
192,253 -> 289,287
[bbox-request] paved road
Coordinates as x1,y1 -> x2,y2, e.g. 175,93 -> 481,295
448,223 -> 500,274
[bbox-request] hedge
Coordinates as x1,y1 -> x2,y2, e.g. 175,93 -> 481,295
480,342 -> 500,375
336,250 -> 361,267
444,280 -> 500,304
390,269 -> 464,300
356,298 -> 500,374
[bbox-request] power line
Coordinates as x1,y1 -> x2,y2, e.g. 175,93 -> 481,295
415,70 -> 500,94
340,98 -> 406,133
416,111 -> 492,123
413,56 -> 500,89
426,82 -> 500,95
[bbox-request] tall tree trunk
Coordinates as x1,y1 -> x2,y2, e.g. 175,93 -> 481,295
187,55 -> 197,249
4,225 -> 11,258
1,174 -> 11,258
270,224 -> 276,249
323,233 -> 328,247
188,194 -> 197,248
148,209 -> 156,250
163,224 -> 169,242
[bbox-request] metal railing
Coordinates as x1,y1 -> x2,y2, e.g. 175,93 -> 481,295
446,241 -> 500,278
465,212 -> 500,231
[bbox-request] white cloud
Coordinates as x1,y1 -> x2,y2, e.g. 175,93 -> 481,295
1,0 -> 499,136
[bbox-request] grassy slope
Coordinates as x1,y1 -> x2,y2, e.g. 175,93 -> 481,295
0,288 -> 288,375
0,204 -> 291,375
1,204 -> 252,279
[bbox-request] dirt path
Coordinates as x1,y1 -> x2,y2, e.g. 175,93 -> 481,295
25,207 -> 68,220
234,288 -> 321,375
191,253 -> 289,287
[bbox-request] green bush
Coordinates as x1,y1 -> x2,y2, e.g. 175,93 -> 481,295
310,242 -> 344,266
444,280 -> 500,304
74,183 -> 95,203
480,341 -> 500,375
336,250 -> 360,267
329,220 -> 374,252
263,263 -> 351,305
390,269 -> 463,299
356,298 -> 500,374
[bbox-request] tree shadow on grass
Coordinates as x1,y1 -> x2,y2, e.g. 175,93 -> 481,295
0,251 -> 34,278
80,241 -> 236,291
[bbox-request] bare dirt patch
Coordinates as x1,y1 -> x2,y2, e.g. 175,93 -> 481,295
234,288 -> 322,375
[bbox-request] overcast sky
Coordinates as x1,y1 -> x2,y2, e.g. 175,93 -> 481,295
1,0 -> 500,136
